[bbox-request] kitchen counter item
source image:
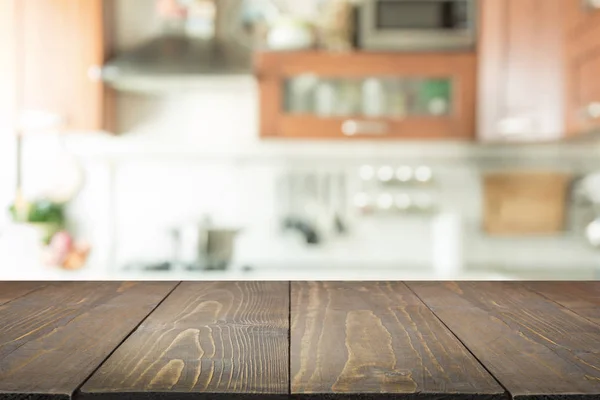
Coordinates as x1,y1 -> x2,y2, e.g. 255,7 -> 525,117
483,172 -> 571,235
431,212 -> 463,278
0,282 -> 598,400
266,17 -> 315,51
171,221 -> 240,270
318,0 -> 353,51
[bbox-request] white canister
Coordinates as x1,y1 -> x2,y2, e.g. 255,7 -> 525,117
362,78 -> 386,117
431,212 -> 463,279
315,82 -> 337,117
267,17 -> 315,51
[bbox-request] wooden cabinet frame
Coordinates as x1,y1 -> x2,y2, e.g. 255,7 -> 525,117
257,51 -> 477,140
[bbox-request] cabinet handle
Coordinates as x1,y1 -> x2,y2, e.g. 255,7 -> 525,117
342,120 -> 389,136
497,116 -> 534,137
584,0 -> 600,9
585,102 -> 600,120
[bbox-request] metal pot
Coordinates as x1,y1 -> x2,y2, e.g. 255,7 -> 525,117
171,223 -> 240,271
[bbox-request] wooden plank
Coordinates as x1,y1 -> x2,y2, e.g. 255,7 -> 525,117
524,281 -> 600,325
0,281 -> 47,305
407,282 -> 600,400
442,282 -> 600,377
0,281 -> 178,400
80,281 -> 289,400
290,281 -> 506,399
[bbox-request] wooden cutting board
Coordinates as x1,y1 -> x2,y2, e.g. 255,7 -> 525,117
483,171 -> 571,235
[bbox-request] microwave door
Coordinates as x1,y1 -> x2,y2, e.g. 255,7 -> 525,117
359,0 -> 476,51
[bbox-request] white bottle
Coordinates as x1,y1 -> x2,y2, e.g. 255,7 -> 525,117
431,212 -> 463,279
362,78 -> 386,117
315,82 -> 337,117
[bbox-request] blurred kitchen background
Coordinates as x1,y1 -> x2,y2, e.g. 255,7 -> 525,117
1,0 -> 600,280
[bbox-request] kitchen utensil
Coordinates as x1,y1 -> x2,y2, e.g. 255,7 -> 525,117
202,228 -> 240,270
585,217 -> 600,248
279,169 -> 349,242
171,220 -> 240,270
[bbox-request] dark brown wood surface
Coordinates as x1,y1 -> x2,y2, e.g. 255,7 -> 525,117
524,281 -> 600,325
1,281 -> 599,400
80,281 -> 289,400
290,281 -> 506,399
0,281 -> 47,305
407,281 -> 600,399
0,281 -> 178,400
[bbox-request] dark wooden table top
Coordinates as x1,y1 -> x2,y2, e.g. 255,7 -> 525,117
0,281 -> 598,400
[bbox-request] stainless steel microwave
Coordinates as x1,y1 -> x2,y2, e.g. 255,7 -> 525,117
358,0 -> 477,51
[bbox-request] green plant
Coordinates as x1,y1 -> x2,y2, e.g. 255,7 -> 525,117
9,199 -> 66,225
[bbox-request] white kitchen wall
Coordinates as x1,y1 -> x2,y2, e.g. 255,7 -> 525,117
0,134 -> 16,227
4,79 -> 600,275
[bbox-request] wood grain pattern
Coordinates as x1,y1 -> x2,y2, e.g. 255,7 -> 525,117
407,282 -> 600,399
0,281 -> 47,306
1,281 -> 599,400
0,281 -> 177,400
291,282 -> 506,399
80,281 -> 289,400
523,281 -> 600,326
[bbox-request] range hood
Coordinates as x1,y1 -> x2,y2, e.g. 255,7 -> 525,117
102,35 -> 253,92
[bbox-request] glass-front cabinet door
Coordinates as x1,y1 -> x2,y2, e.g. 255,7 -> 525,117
257,52 -> 476,139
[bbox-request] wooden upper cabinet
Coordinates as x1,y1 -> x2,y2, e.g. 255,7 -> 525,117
0,1 -> 17,131
564,0 -> 600,137
478,0 -> 565,142
16,0 -> 111,132
565,0 -> 600,35
257,51 -> 476,140
479,0 -> 600,142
